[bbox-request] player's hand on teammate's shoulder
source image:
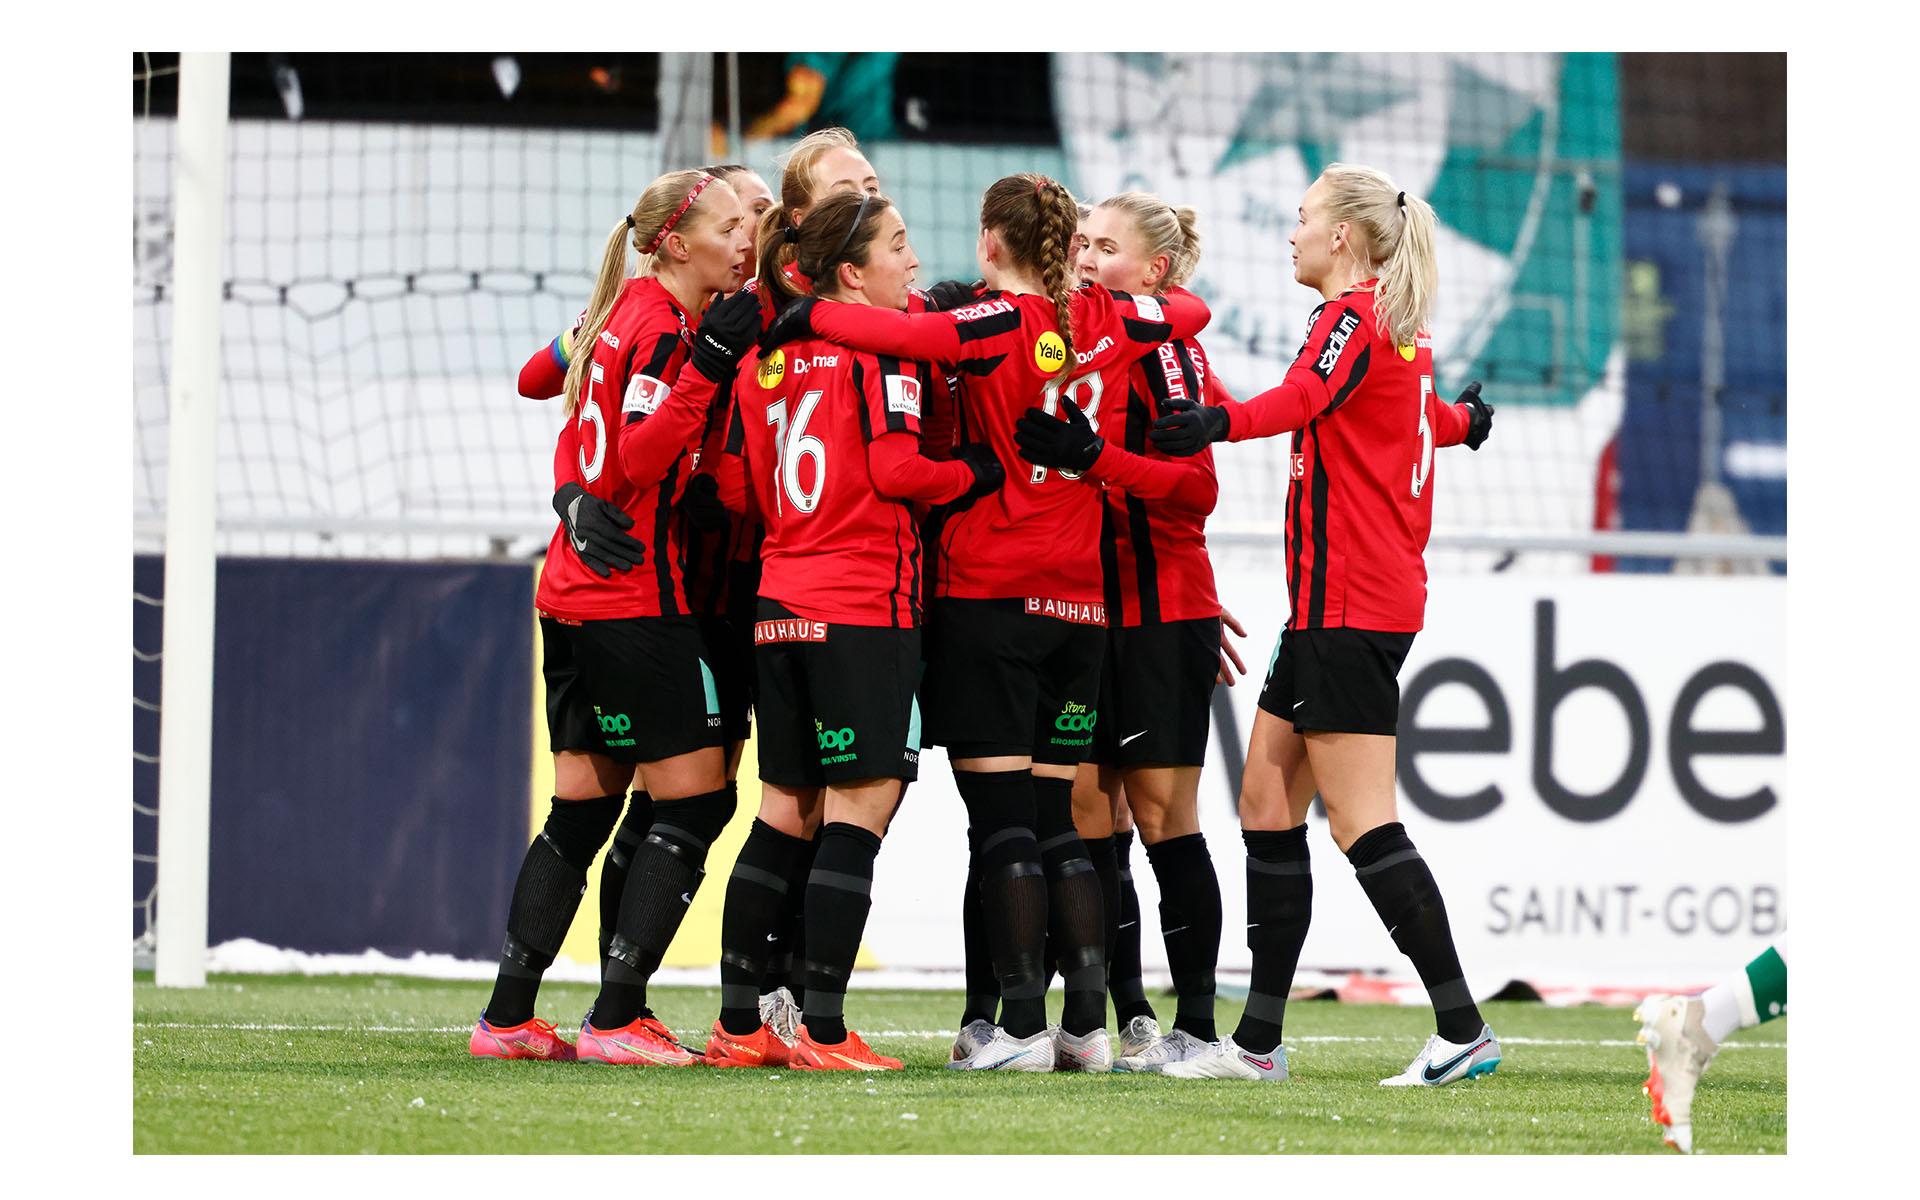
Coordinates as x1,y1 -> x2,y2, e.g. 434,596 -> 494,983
1149,397 -> 1229,457
1457,380 -> 1493,450
758,296 -> 818,352
922,279 -> 984,312
1014,400 -> 1103,472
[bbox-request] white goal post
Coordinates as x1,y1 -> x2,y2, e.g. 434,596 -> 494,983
153,52 -> 230,989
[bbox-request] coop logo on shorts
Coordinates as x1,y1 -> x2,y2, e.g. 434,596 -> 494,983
594,707 -> 636,748
758,348 -> 786,389
816,719 -> 859,765
1315,309 -> 1362,378
623,373 -> 670,417
885,373 -> 922,417
1033,331 -> 1068,373
1051,702 -> 1097,745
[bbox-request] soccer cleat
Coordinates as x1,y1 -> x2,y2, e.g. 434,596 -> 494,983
468,1015 -> 575,1061
1635,993 -> 1718,1155
1159,1035 -> 1289,1081
759,987 -> 802,1048
951,1017 -> 998,1063
1379,1024 -> 1501,1086
945,1025 -> 1056,1071
790,1025 -> 904,1071
1117,1014 -> 1162,1060
1113,1026 -> 1215,1073
701,1019 -> 790,1069
1053,1025 -> 1113,1072
576,1014 -> 697,1067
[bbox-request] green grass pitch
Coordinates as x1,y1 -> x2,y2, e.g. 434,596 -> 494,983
133,972 -> 1785,1154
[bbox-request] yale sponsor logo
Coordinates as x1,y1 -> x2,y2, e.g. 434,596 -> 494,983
758,348 -> 786,389
1034,331 -> 1068,373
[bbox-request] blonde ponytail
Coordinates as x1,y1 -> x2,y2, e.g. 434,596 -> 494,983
1316,162 -> 1438,348
563,216 -> 639,417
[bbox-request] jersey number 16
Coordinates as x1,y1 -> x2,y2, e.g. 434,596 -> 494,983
767,389 -> 827,515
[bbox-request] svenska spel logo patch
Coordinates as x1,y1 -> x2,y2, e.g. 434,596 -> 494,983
623,374 -> 670,416
757,348 -> 786,389
1033,331 -> 1068,373
885,374 -> 923,417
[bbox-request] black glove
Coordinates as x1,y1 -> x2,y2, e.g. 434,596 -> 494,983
757,295 -> 817,352
690,288 -> 763,383
923,279 -> 984,312
678,472 -> 730,532
954,441 -> 1006,503
1014,400 -> 1103,472
1458,380 -> 1494,450
552,482 -> 647,578
1148,397 -> 1230,457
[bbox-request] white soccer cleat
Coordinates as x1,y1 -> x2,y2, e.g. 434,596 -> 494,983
1113,1025 -> 1216,1073
758,987 -> 801,1047
950,1018 -> 998,1063
1635,993 -> 1718,1154
1379,1024 -> 1501,1086
1117,1014 -> 1162,1060
1158,1035 -> 1288,1081
1053,1025 -> 1113,1072
944,1025 -> 1056,1072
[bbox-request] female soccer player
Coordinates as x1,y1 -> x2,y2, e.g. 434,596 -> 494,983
1017,192 -> 1233,1072
511,168 -> 758,1067
1634,939 -> 1788,1153
1147,163 -> 1496,1086
764,174 -> 1211,1071
701,191 -> 1002,1070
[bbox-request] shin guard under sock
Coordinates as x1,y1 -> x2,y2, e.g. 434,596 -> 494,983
1346,822 -> 1483,1043
1034,775 -> 1105,1037
954,769 -> 1048,1038
1234,825 -> 1312,1055
961,829 -> 999,1025
800,822 -> 884,1045
718,819 -> 809,1035
1109,829 -> 1154,1023
1145,832 -> 1222,1042
485,793 -> 623,1026
598,791 -> 652,971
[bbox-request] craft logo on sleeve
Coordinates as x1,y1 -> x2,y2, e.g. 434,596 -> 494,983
757,348 -> 786,389
624,373 -> 669,417
1033,330 -> 1068,373
885,373 -> 923,417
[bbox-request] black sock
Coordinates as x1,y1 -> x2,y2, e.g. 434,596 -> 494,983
1109,829 -> 1154,1023
593,785 -> 737,1029
954,769 -> 1048,1039
1347,822 -> 1483,1043
960,829 -> 999,1026
1234,825 -> 1312,1055
1034,775 -> 1105,1036
1082,834 -> 1121,1018
485,793 -> 623,1026
598,791 -> 652,972
1145,832 -> 1221,1042
718,819 -> 809,1036
767,831 -> 819,1006
800,822 -> 884,1045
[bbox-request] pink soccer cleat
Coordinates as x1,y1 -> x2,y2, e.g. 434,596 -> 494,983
469,1016 -> 576,1061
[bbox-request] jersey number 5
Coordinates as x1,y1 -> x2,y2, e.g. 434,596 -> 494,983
1411,374 -> 1435,499
767,389 -> 826,515
578,361 -> 608,483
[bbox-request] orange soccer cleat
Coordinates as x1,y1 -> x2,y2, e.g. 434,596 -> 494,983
701,1019 -> 791,1069
469,1016 -> 576,1061
789,1025 -> 904,1071
576,1014 -> 697,1067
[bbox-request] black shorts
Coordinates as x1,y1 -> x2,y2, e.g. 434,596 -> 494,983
753,600 -> 923,788
541,616 -> 608,756
1093,617 -> 1220,768
545,614 -> 727,764
921,597 -> 1106,765
1257,626 -> 1416,736
698,615 -> 753,745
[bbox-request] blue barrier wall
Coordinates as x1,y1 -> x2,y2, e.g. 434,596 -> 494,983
133,557 -> 532,960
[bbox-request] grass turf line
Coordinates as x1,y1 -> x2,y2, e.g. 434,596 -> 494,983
134,972 -> 1786,1154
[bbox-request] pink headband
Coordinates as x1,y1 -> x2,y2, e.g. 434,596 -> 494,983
643,174 -> 716,255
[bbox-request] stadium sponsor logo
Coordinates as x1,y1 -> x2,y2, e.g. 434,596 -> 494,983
758,349 -> 786,389
1315,309 -> 1361,377
623,374 -> 669,416
755,618 -> 829,644
886,374 -> 923,418
1034,331 -> 1068,373
949,298 -> 1016,323
1024,596 -> 1107,626
1157,343 -> 1189,401
1073,335 -> 1115,367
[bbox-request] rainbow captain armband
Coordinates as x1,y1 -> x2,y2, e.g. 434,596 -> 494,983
547,328 -> 575,370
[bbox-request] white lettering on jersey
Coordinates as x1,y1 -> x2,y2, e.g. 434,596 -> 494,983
949,298 -> 1017,323
1316,309 -> 1362,376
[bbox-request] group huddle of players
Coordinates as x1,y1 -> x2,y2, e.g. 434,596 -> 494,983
468,125 -> 1508,1085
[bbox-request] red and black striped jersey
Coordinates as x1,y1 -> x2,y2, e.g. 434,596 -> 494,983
535,276 -> 700,621
806,285 -> 1207,607
1092,337 -> 1225,625
1221,285 -> 1472,632
730,336 -> 973,627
